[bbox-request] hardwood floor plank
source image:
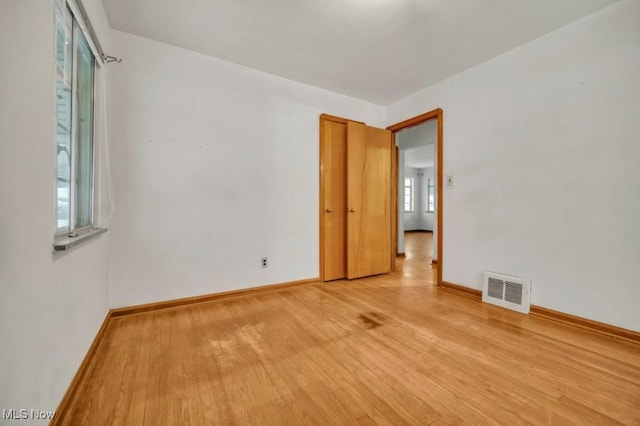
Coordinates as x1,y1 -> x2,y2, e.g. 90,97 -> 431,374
191,305 -> 237,426
66,233 -> 640,424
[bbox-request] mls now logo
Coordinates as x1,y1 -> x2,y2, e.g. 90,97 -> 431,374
2,409 -> 55,420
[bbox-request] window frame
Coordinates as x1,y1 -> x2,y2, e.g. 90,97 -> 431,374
404,177 -> 415,213
54,0 -> 101,239
54,7 -> 73,236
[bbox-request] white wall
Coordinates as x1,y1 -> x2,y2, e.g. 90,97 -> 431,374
419,166 -> 435,231
387,0 -> 640,331
397,153 -> 405,253
0,0 -> 111,419
433,144 -> 438,261
107,30 -> 386,308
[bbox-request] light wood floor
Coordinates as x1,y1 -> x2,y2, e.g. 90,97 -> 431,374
403,230 -> 433,262
67,233 -> 640,425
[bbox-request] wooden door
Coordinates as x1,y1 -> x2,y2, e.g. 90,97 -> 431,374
346,122 -> 392,279
321,119 -> 347,281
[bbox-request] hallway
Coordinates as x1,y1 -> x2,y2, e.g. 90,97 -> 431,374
397,231 -> 435,283
403,231 -> 433,261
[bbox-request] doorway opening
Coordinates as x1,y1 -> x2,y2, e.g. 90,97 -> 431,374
397,122 -> 436,261
388,109 -> 443,286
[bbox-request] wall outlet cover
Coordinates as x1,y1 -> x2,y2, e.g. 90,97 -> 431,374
446,175 -> 454,188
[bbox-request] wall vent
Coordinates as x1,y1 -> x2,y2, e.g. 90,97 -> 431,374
482,272 -> 531,314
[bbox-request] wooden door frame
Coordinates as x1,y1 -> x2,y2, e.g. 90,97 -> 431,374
387,108 -> 444,286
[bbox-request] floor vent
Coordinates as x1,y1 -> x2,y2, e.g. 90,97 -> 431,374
482,272 -> 531,314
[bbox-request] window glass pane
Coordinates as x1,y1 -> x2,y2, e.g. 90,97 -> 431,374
74,28 -> 95,228
55,15 -> 73,231
426,178 -> 434,212
404,177 -> 413,212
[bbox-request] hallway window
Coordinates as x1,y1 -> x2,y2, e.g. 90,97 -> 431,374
426,178 -> 435,212
404,178 -> 414,212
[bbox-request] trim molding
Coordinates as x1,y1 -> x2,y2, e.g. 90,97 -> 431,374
441,281 -> 482,298
390,144 -> 397,273
111,278 -> 320,317
52,311 -> 113,425
387,109 -> 443,132
440,281 -> 640,344
530,305 -> 640,343
319,113 -> 363,125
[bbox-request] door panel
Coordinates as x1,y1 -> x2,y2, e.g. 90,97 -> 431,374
322,119 -> 347,281
347,122 -> 392,279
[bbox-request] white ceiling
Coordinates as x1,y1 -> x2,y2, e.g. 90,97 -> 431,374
396,120 -> 437,150
397,120 -> 436,168
404,145 -> 434,169
101,0 -> 618,105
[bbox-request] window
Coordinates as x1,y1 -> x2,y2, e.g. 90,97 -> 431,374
55,2 -> 97,236
426,178 -> 435,212
404,178 -> 414,212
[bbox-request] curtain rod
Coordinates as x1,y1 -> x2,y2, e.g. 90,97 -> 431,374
74,0 -> 122,64
102,54 -> 122,64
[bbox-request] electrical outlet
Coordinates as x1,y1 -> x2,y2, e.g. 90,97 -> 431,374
446,175 -> 455,188
261,257 -> 268,268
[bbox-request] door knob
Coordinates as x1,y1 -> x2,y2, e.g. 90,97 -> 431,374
349,208 -> 357,213
325,208 -> 333,213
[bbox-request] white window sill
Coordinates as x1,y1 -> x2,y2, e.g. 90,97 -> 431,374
53,228 -> 107,251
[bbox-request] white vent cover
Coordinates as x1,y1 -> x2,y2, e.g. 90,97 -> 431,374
482,272 -> 531,314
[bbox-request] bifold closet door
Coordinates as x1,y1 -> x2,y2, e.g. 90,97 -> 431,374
346,122 -> 392,279
322,119 -> 348,281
